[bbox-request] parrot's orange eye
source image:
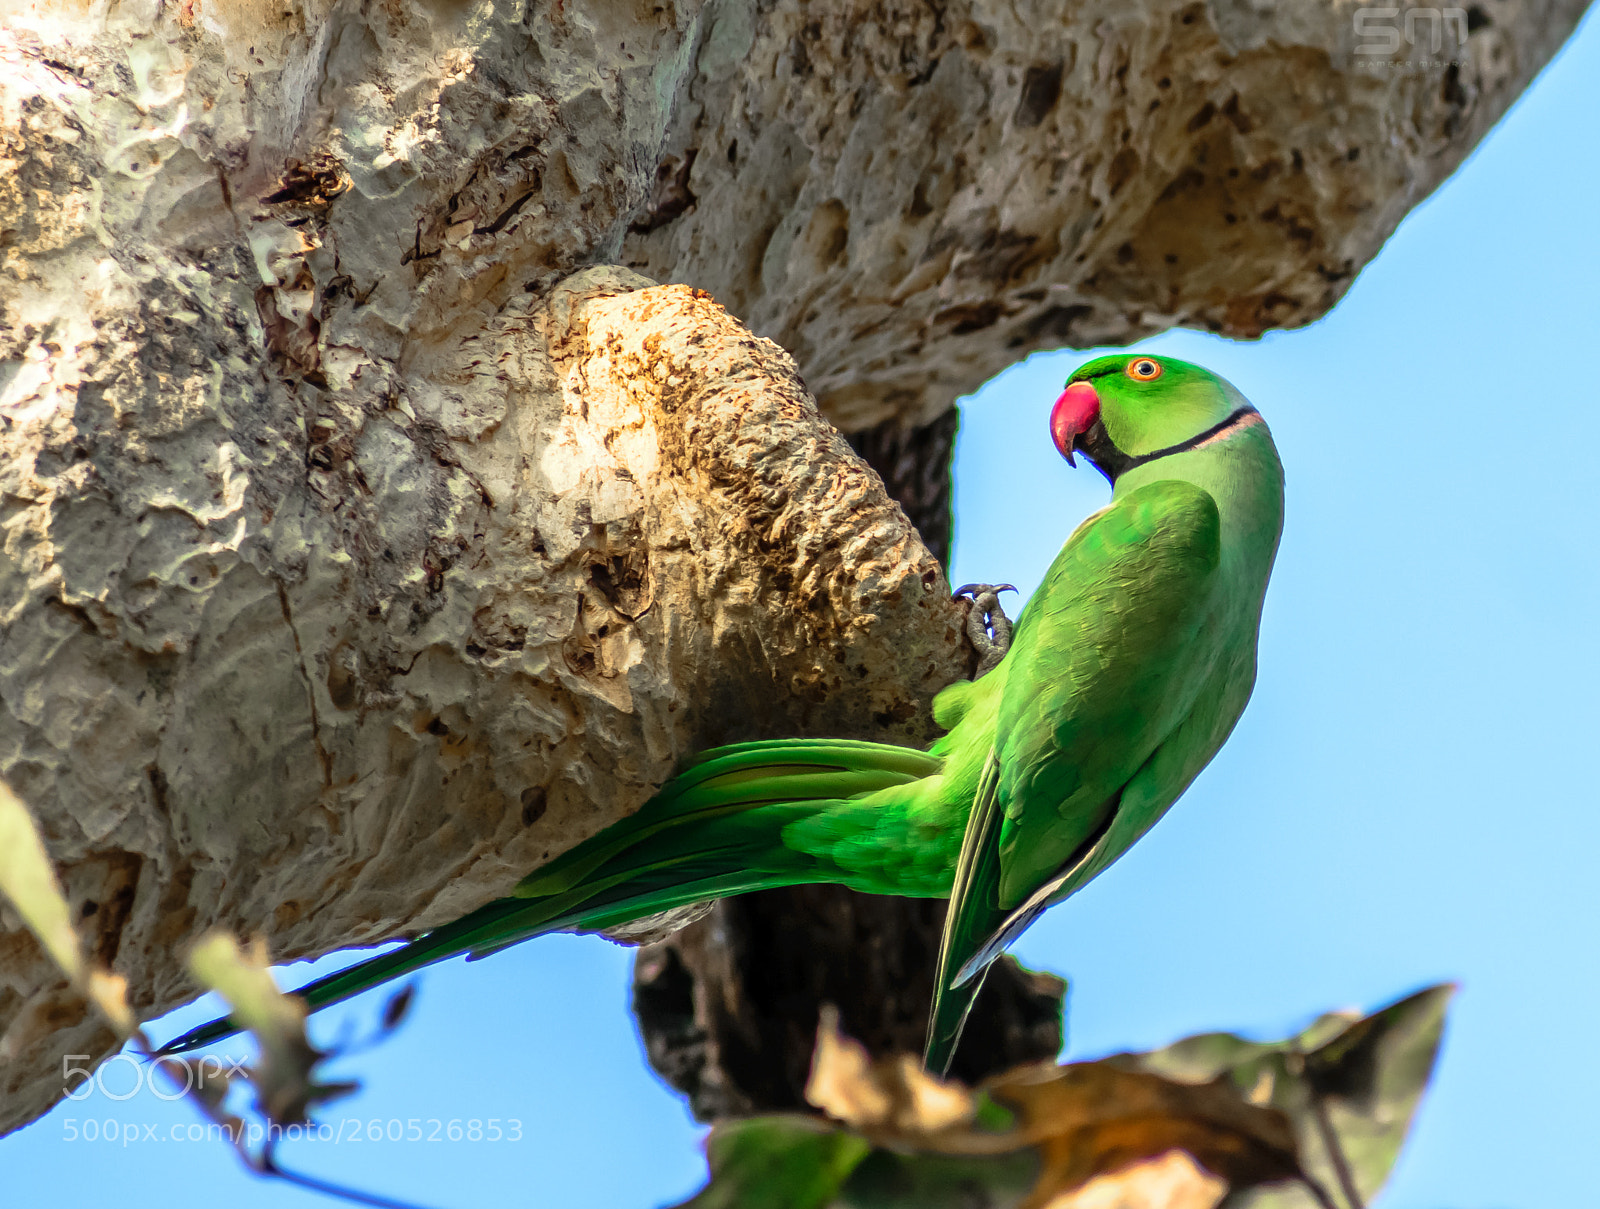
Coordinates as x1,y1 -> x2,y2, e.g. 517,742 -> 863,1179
1127,358 -> 1162,381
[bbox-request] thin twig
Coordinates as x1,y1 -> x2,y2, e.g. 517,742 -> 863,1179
1296,1171 -> 1345,1209
135,1031 -> 437,1209
1302,1055 -> 1365,1209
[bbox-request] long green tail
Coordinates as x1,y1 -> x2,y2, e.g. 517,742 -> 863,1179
160,738 -> 948,1055
923,751 -> 1007,1075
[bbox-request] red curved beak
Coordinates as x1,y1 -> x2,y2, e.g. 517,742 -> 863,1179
1051,381 -> 1101,467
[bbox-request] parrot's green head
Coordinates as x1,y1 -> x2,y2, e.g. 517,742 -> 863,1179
1051,354 -> 1256,484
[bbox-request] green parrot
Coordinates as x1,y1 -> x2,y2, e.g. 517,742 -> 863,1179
162,354 -> 1283,1074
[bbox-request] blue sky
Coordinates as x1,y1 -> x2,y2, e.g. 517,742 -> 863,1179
9,10 -> 1598,1206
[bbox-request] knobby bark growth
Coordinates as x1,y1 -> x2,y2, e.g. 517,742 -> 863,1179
0,0 -> 1584,1133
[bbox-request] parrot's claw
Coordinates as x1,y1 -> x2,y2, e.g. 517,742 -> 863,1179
953,583 -> 1017,678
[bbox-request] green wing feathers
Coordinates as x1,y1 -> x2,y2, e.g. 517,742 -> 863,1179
991,481 -> 1222,905
923,482 -> 1225,1071
161,738 -> 954,1054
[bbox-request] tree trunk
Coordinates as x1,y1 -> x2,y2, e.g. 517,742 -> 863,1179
0,0 -> 1585,1134
633,893 -> 1067,1119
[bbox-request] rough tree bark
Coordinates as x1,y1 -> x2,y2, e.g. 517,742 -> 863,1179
0,0 -> 1587,1135
623,0 -> 1589,430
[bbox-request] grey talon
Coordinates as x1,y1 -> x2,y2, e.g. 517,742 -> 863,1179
955,583 -> 1017,678
953,582 -> 1018,600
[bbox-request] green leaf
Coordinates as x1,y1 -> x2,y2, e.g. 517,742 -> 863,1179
674,1116 -> 872,1209
186,932 -> 357,1126
187,934 -> 306,1058
1118,984 -> 1456,1209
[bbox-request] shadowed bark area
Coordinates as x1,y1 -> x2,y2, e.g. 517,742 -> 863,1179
634,892 -> 1065,1120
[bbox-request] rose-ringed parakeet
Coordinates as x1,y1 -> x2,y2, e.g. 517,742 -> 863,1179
924,352 -> 1283,1071
163,354 -> 1283,1073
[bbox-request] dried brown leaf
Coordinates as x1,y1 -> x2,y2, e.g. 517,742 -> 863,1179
1041,1149 -> 1227,1209
989,1061 -> 1300,1204
807,1005 -> 976,1136
801,1009 -> 1299,1207
681,988 -> 1452,1209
